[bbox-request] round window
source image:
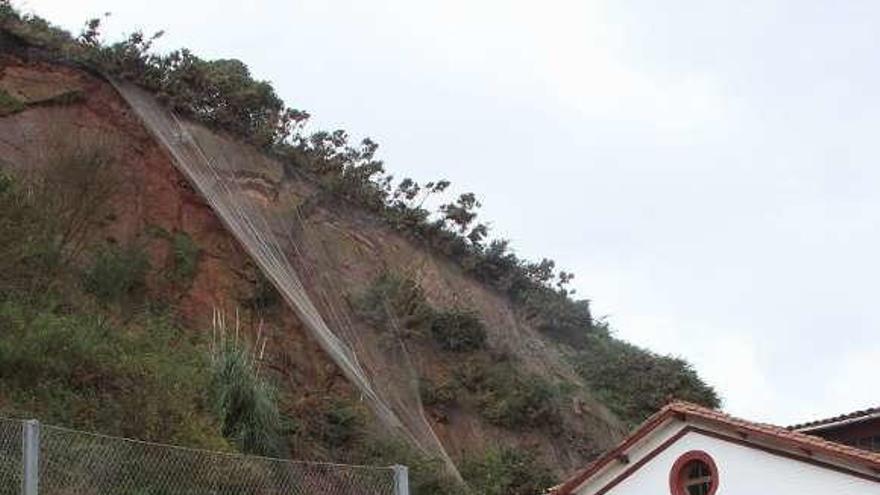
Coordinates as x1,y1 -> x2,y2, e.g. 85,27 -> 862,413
668,451 -> 718,495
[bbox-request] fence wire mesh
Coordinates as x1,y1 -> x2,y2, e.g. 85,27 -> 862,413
0,418 -> 399,495
0,418 -> 23,495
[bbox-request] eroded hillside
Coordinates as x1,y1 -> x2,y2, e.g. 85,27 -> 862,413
0,8 -> 720,493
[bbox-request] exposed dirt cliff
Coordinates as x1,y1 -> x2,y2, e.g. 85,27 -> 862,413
0,51 -> 626,481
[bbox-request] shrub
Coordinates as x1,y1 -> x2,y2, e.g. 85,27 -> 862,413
419,377 -> 459,407
357,437 -> 463,495
170,232 -> 199,284
575,334 -> 721,425
430,309 -> 487,352
460,447 -> 555,495
318,400 -> 364,449
455,359 -> 563,430
480,372 -> 562,430
355,272 -> 488,353
82,243 -> 149,304
0,88 -> 24,115
245,269 -> 281,311
352,272 -> 434,333
36,137 -> 120,256
1,8 -> 303,147
522,290 -> 600,349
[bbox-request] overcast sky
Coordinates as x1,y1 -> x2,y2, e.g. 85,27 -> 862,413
21,0 -> 880,425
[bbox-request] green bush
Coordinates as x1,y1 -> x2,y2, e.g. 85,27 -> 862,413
575,333 -> 721,425
430,309 -> 487,352
0,88 -> 24,115
481,373 -> 562,430
315,400 -> 363,449
352,272 -> 434,333
521,290 -> 601,349
1,8 -> 302,147
419,377 -> 459,407
460,447 -> 555,495
245,269 -> 281,311
355,272 -> 487,353
357,437 -> 464,495
171,232 -> 199,284
455,359 -> 563,430
82,243 -> 149,304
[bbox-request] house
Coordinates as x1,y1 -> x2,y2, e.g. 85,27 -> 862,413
550,402 -> 880,494
792,407 -> 880,453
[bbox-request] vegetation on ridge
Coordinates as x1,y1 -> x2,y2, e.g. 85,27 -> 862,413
0,2 -> 594,346
0,6 -> 583,348
575,330 -> 720,425
0,1 -> 721,424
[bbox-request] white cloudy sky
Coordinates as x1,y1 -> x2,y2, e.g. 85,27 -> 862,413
20,0 -> 880,425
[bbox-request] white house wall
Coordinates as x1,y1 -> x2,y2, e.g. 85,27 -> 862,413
591,430 -> 880,494
572,419 -> 683,493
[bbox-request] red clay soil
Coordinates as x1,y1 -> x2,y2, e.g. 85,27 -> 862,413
0,53 -> 624,476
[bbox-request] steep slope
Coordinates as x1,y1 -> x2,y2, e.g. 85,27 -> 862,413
0,49 -> 620,473
0,10 -> 720,492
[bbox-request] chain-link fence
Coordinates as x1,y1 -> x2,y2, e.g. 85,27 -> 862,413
0,417 -> 407,495
0,418 -> 23,495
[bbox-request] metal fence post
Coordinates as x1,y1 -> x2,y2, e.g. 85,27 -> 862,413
393,464 -> 409,495
22,419 -> 40,495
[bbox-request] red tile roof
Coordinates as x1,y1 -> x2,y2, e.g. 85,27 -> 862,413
551,401 -> 880,494
789,406 -> 880,432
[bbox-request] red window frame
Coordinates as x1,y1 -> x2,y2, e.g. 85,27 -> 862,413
668,450 -> 719,495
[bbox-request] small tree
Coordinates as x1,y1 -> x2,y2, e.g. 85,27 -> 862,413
430,309 -> 487,352
440,192 -> 480,233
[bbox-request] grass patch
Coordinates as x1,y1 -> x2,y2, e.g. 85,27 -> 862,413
0,302 -> 229,449
356,436 -> 463,495
82,243 -> 149,305
0,88 -> 25,116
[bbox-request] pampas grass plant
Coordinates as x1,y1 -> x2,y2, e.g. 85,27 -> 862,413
209,309 -> 285,457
